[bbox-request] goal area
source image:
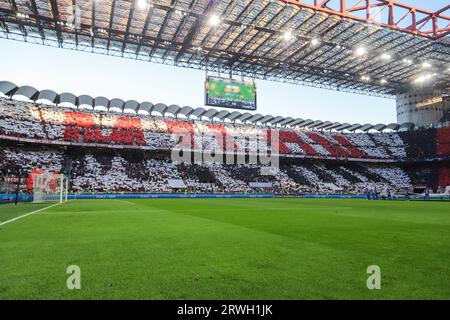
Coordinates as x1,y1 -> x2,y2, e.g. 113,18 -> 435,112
31,172 -> 69,204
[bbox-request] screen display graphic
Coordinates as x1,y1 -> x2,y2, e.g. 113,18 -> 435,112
205,76 -> 257,110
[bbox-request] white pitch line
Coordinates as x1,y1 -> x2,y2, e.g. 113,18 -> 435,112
0,202 -> 62,227
115,199 -> 135,205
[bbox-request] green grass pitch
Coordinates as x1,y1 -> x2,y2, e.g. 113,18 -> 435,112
0,198 -> 449,299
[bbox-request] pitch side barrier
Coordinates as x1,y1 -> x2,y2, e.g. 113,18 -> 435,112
0,193 -> 273,203
0,194 -> 33,203
71,193 -> 274,200
1,193 -> 449,203
284,194 -> 450,200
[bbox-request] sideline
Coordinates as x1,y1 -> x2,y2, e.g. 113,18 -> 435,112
115,199 -> 135,205
0,202 -> 62,227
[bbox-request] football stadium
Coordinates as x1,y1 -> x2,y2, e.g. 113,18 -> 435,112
0,0 -> 450,303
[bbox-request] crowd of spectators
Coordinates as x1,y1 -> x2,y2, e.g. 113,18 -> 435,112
1,147 -> 63,174
0,99 -> 46,139
2,97 -> 449,161
71,154 -> 180,193
0,145 -> 430,195
1,97 -> 449,195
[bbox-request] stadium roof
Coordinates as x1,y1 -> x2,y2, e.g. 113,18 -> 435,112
0,0 -> 449,98
0,80 -> 415,132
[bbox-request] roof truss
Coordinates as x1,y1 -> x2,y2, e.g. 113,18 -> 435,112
0,0 -> 448,98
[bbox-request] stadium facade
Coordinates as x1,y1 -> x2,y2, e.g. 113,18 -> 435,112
396,89 -> 450,127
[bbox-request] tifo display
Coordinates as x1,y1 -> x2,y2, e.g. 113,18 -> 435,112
0,97 -> 449,197
1,98 -> 449,160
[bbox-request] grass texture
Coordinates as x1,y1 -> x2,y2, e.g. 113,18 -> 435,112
0,198 -> 449,299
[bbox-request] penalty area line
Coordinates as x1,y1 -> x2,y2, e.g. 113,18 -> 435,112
0,202 -> 62,227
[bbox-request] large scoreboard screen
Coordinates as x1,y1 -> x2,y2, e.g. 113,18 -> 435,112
205,76 -> 257,110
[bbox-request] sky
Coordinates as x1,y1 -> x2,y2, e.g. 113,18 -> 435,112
0,0 -> 446,124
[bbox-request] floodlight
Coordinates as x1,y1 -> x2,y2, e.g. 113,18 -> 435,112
283,31 -> 293,41
381,53 -> 391,60
16,13 -> 29,19
136,0 -> 148,10
402,58 -> 413,65
310,37 -> 320,46
208,14 -> 220,27
355,47 -> 367,56
414,73 -> 434,84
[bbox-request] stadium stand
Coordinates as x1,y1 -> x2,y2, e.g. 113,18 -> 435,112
436,126 -> 450,157
1,98 -> 449,159
0,144 -> 417,194
0,97 -> 449,195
